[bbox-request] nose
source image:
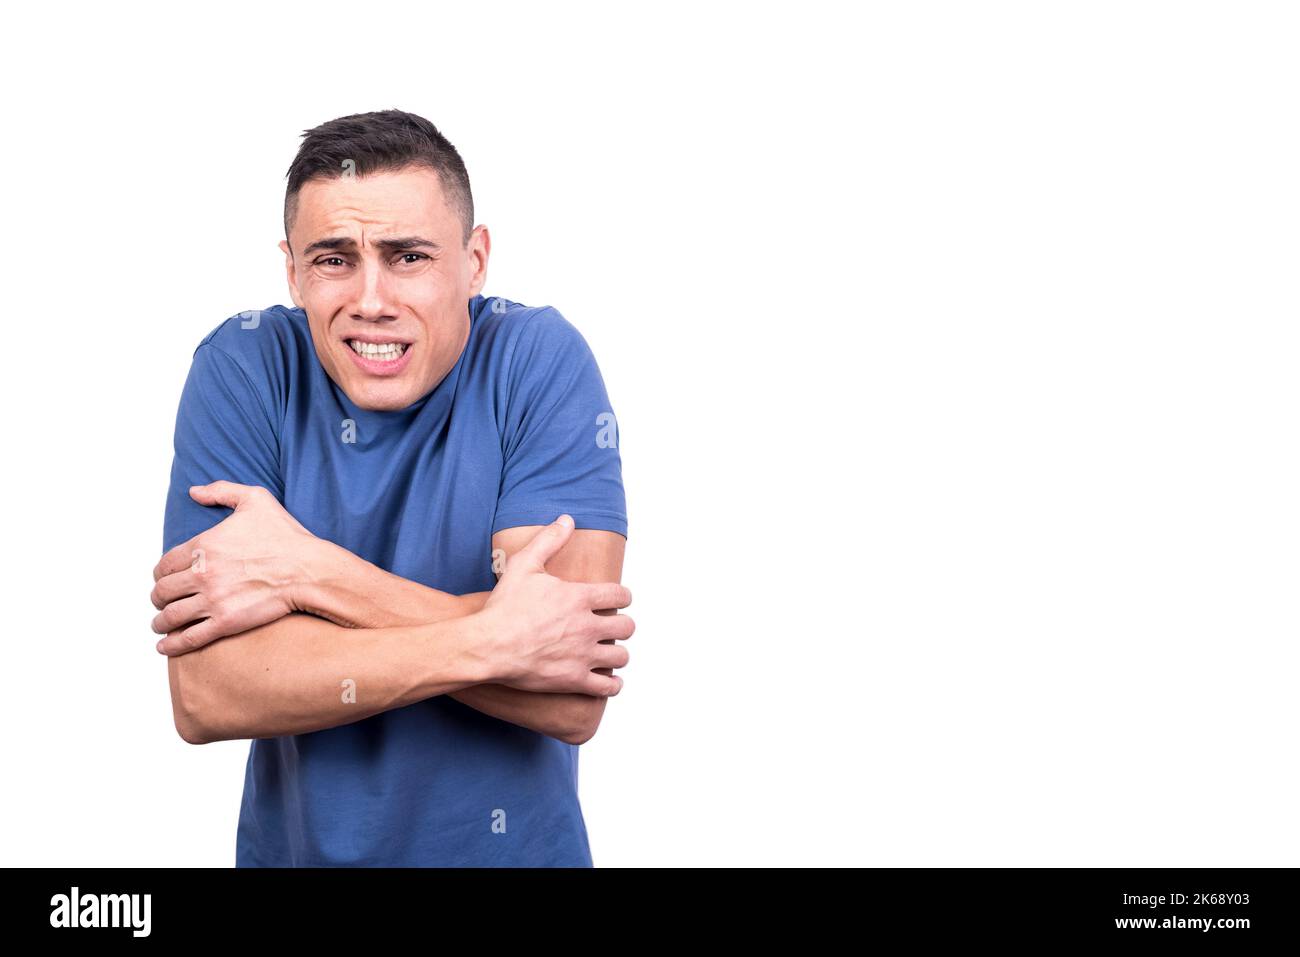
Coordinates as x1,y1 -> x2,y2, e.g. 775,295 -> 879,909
351,255 -> 399,323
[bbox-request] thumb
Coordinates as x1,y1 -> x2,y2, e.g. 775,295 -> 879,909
189,480 -> 256,510
513,515 -> 575,572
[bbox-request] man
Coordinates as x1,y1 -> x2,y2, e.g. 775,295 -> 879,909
150,110 -> 633,867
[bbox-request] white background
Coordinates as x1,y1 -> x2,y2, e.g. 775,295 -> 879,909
1,1 -> 1296,866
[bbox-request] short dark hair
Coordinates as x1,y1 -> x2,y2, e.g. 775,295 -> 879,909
283,109 -> 474,247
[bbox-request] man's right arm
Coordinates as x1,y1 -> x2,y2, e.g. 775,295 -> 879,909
168,613 -> 490,744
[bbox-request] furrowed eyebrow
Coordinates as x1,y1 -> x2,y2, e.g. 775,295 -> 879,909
302,236 -> 442,256
376,236 -> 441,253
302,237 -> 354,255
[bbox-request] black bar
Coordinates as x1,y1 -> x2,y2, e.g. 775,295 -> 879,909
9,867 -> 1296,943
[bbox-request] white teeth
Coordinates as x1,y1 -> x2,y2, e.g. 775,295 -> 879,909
348,340 -> 407,361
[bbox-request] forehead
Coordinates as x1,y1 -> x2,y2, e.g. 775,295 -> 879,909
293,166 -> 454,240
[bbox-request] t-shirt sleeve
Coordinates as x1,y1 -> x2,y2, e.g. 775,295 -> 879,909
162,341 -> 285,553
492,308 -> 628,537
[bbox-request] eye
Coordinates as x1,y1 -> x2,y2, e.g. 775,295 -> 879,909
312,256 -> 350,270
395,252 -> 431,266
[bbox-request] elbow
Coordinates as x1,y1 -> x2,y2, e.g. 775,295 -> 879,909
175,714 -> 212,745
167,654 -> 217,745
561,697 -> 608,746
171,696 -> 214,745
561,726 -> 593,746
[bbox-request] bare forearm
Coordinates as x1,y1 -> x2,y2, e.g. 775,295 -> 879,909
448,682 -> 596,744
304,560 -> 598,741
438,592 -> 598,741
168,612 -> 492,744
288,539 -> 606,741
296,539 -> 487,628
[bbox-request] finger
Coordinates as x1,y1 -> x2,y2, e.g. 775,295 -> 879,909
152,595 -> 209,635
584,672 -> 624,697
154,538 -> 200,582
512,515 -> 575,572
592,643 -> 630,671
189,480 -> 258,510
151,569 -> 200,610
585,582 -> 631,611
156,619 -> 220,657
597,613 -> 635,642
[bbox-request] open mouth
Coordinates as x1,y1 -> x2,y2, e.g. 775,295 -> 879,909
347,339 -> 408,361
344,338 -> 414,375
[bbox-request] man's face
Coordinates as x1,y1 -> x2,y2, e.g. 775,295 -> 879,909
280,166 -> 489,411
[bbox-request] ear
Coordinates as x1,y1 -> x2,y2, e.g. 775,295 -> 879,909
467,224 -> 490,298
279,239 -> 304,309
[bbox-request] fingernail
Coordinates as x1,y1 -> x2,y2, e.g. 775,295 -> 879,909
556,514 -> 574,528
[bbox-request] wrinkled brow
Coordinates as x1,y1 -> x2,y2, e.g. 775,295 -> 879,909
303,236 -> 442,256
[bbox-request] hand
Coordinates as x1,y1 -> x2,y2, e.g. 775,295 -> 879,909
151,482 -> 319,656
479,515 -> 634,697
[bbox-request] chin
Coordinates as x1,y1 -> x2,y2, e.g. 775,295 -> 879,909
348,383 -> 423,411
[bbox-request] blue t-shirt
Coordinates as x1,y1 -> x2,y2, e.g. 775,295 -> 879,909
162,294 -> 627,866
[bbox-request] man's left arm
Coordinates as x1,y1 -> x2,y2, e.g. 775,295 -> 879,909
452,306 -> 630,742
445,525 -> 626,745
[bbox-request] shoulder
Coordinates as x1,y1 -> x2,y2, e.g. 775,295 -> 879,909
471,295 -> 593,374
196,303 -> 309,361
187,304 -> 311,392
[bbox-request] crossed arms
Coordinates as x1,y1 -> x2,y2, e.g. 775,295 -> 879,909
152,482 -> 633,746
